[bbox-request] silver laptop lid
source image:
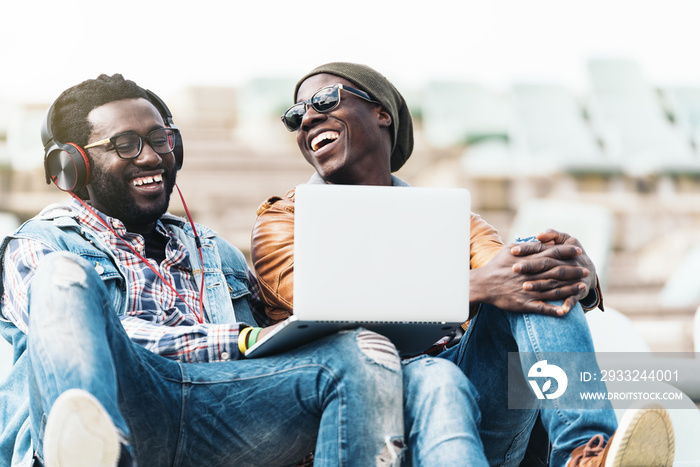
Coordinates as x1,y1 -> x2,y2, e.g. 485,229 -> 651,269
294,184 -> 470,324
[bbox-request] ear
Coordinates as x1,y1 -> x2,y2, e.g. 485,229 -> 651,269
376,107 -> 392,128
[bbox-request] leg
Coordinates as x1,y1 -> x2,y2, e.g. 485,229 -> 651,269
442,303 -> 618,467
506,306 -> 673,467
27,252 -> 137,462
28,253 -> 406,466
440,306 -> 539,466
175,329 -> 405,467
502,303 -> 617,466
29,253 -> 403,466
402,355 -> 487,467
28,252 -> 183,465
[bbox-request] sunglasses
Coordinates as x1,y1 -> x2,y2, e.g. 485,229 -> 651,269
281,84 -> 378,131
84,128 -> 179,160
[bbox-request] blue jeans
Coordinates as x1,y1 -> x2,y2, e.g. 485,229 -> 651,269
26,252 -> 406,466
440,303 -> 618,467
402,355 -> 488,466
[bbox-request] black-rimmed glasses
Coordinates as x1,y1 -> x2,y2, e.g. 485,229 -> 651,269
281,84 -> 378,132
84,128 -> 179,160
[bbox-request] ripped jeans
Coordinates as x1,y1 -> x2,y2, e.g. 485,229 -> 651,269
26,252 -> 405,466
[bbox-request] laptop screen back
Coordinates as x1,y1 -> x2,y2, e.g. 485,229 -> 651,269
293,184 -> 470,324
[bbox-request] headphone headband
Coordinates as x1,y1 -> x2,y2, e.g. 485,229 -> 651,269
42,88 -> 183,193
145,89 -> 184,171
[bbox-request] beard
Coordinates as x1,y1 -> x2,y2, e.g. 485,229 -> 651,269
87,163 -> 177,228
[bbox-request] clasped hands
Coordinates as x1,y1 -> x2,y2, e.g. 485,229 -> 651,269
471,229 -> 596,317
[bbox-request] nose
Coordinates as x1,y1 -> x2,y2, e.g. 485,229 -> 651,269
133,140 -> 163,167
299,103 -> 327,131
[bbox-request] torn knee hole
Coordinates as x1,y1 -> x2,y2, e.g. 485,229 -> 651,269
51,256 -> 88,288
356,330 -> 401,371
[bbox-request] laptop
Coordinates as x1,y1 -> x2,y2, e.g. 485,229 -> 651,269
246,183 -> 471,358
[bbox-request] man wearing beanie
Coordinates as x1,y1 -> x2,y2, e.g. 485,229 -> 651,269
251,62 -> 675,466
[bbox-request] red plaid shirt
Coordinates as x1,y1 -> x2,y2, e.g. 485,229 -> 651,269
1,200 -> 262,362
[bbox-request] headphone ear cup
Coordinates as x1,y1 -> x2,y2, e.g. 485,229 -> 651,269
173,131 -> 183,170
45,142 -> 90,192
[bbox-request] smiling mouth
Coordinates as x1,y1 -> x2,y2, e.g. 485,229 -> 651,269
311,131 -> 339,151
132,174 -> 163,187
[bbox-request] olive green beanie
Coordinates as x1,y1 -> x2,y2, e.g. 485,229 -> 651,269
294,62 -> 414,172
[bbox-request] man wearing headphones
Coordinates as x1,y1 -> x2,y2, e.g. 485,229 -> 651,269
0,73 -> 447,467
251,62 -> 676,467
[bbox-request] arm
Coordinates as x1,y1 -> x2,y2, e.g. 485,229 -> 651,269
120,315 -> 245,362
470,242 -> 589,316
2,237 -> 249,362
469,212 -> 507,269
251,191 -> 297,323
469,217 -> 602,316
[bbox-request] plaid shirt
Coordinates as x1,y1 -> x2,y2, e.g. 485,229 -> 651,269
1,199 -> 263,362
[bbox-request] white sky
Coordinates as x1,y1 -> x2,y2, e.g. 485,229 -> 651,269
3,0 -> 700,104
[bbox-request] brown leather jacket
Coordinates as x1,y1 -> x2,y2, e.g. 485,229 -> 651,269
251,186 -> 508,323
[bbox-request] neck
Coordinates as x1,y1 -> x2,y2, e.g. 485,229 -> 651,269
323,163 -> 392,187
358,171 -> 392,186
313,170 -> 395,187
123,221 -> 157,237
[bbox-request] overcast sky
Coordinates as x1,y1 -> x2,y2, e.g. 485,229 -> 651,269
3,0 -> 700,104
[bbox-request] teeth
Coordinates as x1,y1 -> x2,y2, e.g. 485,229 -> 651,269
311,131 -> 339,151
132,174 -> 163,186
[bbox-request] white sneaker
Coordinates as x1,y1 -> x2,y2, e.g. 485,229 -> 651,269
604,403 -> 675,467
567,403 -> 675,467
43,389 -> 122,467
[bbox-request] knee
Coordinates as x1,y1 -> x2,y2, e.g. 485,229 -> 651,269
29,252 -> 104,324
354,329 -> 402,373
404,356 -> 478,402
535,300 -> 586,325
33,252 -> 94,288
403,356 -> 482,428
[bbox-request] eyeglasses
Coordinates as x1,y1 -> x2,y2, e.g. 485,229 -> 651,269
84,128 -> 179,160
281,84 -> 378,132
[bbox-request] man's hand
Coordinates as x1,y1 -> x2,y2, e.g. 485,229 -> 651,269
470,229 -> 595,316
510,229 -> 597,313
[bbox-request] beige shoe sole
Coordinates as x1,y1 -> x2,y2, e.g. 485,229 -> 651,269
43,389 -> 120,467
605,403 -> 675,467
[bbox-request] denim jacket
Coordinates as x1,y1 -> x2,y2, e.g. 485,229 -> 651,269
0,204 -> 256,466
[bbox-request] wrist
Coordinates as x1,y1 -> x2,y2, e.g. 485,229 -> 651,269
580,280 -> 602,311
238,327 -> 253,355
468,268 -> 489,306
238,326 -> 264,356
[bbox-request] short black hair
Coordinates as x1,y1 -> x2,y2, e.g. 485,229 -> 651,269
51,73 -> 149,148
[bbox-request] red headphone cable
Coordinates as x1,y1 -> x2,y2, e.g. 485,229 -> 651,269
174,183 -> 206,321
